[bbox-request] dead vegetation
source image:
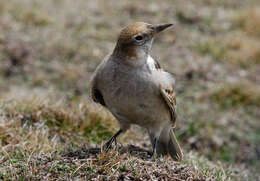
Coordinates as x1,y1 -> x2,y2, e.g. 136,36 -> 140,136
233,7 -> 260,37
0,91 -> 244,180
208,81 -> 260,107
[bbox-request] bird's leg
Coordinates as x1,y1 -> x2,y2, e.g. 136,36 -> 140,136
102,129 -> 123,151
151,137 -> 158,157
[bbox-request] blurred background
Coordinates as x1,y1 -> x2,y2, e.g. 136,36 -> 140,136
0,0 -> 259,180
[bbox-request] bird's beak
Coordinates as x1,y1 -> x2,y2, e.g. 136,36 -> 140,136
150,23 -> 173,34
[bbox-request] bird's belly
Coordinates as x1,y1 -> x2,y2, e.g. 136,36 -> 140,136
105,80 -> 169,127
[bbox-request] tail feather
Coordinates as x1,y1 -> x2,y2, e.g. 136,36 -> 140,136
168,128 -> 183,161
155,125 -> 183,161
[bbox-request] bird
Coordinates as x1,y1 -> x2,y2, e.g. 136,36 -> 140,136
90,22 -> 183,161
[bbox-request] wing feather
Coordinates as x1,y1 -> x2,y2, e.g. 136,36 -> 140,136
91,85 -> 106,107
160,85 -> 177,126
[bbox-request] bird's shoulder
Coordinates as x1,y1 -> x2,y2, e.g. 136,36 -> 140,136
92,54 -> 111,77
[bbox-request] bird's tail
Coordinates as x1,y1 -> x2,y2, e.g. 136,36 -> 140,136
155,125 -> 183,161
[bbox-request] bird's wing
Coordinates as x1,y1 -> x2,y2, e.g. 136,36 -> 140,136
91,83 -> 106,107
154,58 -> 161,69
160,85 -> 177,127
90,56 -> 110,107
147,55 -> 161,70
148,56 -> 177,125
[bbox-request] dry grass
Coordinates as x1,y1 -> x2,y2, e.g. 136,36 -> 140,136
225,34 -> 260,65
194,4 -> 260,68
195,33 -> 260,67
208,81 -> 260,107
0,147 -> 238,180
233,7 -> 260,37
0,90 -> 246,180
0,88 -> 117,145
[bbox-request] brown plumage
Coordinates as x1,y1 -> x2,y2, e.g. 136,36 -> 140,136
117,22 -> 151,44
160,85 -> 177,127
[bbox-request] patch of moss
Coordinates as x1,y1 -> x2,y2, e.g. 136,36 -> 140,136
84,120 -> 113,144
219,146 -> 234,162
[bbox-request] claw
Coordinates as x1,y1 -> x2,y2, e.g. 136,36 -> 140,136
151,137 -> 158,158
102,129 -> 123,151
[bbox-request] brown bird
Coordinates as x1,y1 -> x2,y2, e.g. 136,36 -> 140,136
90,22 -> 182,161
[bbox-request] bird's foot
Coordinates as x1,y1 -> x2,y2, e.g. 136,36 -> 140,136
151,137 -> 158,158
102,129 -> 123,151
102,136 -> 116,151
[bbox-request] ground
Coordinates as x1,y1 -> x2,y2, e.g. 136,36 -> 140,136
0,0 -> 259,180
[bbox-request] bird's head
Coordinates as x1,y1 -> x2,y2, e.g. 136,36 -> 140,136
113,22 -> 173,65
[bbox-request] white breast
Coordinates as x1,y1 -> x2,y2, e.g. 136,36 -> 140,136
147,55 -> 176,86
147,55 -> 157,70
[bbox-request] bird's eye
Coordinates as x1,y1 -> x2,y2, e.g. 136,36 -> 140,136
134,35 -> 143,41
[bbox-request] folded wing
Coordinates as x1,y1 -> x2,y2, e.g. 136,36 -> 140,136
160,85 -> 177,126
